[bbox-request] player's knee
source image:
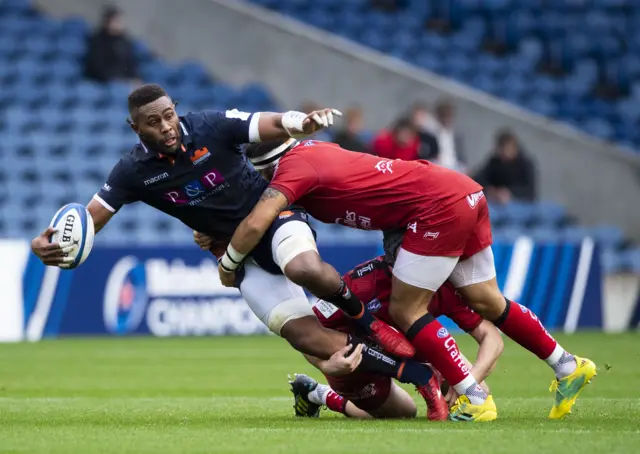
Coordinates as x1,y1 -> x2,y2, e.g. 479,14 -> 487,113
388,296 -> 432,332
284,252 -> 329,289
280,316 -> 337,360
460,283 -> 505,320
281,316 -> 319,352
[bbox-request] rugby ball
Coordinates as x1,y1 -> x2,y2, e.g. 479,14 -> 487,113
48,203 -> 95,269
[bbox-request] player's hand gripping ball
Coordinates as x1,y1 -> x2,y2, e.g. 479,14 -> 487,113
35,203 -> 95,269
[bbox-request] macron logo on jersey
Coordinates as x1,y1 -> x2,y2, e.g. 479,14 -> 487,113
102,184 -> 112,192
144,172 -> 169,186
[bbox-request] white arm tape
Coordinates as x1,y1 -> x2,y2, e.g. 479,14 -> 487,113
221,245 -> 247,271
227,245 -> 246,263
281,111 -> 309,139
221,253 -> 239,271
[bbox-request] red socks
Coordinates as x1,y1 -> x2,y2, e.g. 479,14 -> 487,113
325,390 -> 347,414
405,314 -> 470,387
494,300 -> 557,360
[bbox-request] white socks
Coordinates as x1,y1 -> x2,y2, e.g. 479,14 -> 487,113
308,384 -> 330,406
545,344 -> 577,379
453,375 -> 487,405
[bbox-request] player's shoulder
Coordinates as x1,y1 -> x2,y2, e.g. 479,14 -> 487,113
184,109 -> 251,128
281,140 -> 341,164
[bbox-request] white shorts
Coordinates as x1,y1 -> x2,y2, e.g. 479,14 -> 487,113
393,246 -> 496,291
271,220 -> 317,271
239,259 -> 314,336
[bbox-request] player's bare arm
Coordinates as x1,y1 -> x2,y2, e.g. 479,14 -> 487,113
302,344 -> 363,377
86,198 -> 115,234
257,109 -> 342,141
468,320 -> 504,383
218,188 -> 289,287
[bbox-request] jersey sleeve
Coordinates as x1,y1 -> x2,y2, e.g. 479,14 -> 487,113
268,151 -> 320,204
200,109 -> 261,147
93,158 -> 140,213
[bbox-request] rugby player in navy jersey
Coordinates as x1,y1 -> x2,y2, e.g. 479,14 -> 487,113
30,85 -> 448,404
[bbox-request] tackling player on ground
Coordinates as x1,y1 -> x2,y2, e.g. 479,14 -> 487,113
221,138 -> 596,421
290,231 -> 503,420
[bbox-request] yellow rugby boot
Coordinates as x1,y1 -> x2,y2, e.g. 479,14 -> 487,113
449,395 -> 497,422
548,356 -> 597,420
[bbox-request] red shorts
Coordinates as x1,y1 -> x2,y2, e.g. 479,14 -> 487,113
402,192 -> 493,259
326,372 -> 391,411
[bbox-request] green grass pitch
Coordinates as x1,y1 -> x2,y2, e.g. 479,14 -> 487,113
0,333 -> 639,454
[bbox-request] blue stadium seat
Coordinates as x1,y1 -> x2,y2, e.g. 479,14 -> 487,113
493,227 -> 524,243
48,59 -> 81,83
560,226 -> 590,243
601,248 -> 624,274
582,117 -> 615,140
528,226 -> 561,242
588,225 -> 625,251
532,202 -> 567,227
501,202 -> 537,226
623,248 -> 640,273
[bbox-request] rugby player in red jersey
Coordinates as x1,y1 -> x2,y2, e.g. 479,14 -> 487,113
289,232 -> 503,420
219,139 -> 595,421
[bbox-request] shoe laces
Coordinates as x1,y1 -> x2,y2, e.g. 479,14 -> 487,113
549,379 -> 561,394
450,395 -> 468,414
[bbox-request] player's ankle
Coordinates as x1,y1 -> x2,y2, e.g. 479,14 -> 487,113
308,384 -> 329,406
545,345 -> 577,379
453,375 -> 487,405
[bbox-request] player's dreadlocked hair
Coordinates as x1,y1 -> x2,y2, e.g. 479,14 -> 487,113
246,138 -> 298,170
127,84 -> 169,117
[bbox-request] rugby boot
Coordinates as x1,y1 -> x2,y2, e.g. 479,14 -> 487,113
369,317 -> 416,359
416,367 -> 448,421
548,356 -> 597,420
288,373 -> 321,417
449,395 -> 497,422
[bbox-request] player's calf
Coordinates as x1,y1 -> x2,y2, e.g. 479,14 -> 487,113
459,279 -> 580,379
388,276 -> 489,413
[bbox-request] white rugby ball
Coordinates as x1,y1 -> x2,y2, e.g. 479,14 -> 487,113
48,203 -> 95,269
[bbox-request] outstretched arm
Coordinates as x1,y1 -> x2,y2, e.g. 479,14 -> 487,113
256,109 -> 342,142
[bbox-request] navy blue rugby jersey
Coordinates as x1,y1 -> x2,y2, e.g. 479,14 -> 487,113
93,110 -> 268,240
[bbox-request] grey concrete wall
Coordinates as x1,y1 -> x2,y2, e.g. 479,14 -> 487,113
37,0 -> 640,239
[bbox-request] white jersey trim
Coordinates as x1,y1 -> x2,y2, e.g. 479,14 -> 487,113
93,194 -> 116,213
249,112 -> 261,143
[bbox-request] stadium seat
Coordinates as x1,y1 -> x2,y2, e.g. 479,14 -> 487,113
249,0 -> 640,154
588,225 -> 625,251
532,201 -> 568,227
